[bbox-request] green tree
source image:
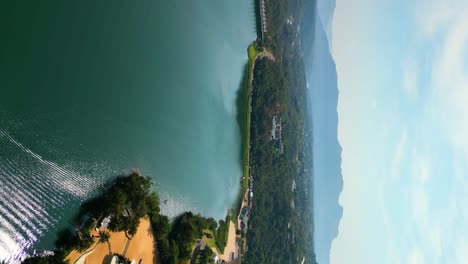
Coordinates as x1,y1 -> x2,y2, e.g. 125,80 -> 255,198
156,238 -> 170,263
98,230 -> 110,244
168,239 -> 179,264
98,230 -> 111,253
109,189 -> 127,215
199,247 -> 215,264
206,217 -> 218,232
74,234 -> 93,253
128,218 -> 140,237
154,215 -> 170,240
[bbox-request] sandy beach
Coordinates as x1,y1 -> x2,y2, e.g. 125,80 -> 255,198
125,218 -> 158,263
66,218 -> 157,264
83,230 -> 127,264
212,220 -> 237,262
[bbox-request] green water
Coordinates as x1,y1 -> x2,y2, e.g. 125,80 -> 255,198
0,1 -> 255,260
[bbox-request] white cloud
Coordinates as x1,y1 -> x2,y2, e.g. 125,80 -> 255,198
421,4 -> 451,35
415,0 -> 468,37
429,224 -> 442,259
418,162 -> 430,184
429,5 -> 468,162
392,129 -> 408,179
455,239 -> 468,264
330,1 -> 468,263
371,97 -> 377,109
421,5 -> 468,264
391,129 -> 407,179
412,187 -> 428,226
411,154 -> 431,184
402,58 -> 419,99
408,247 -> 425,264
453,163 -> 467,189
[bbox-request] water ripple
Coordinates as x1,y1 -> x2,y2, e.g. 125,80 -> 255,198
0,128 -> 106,263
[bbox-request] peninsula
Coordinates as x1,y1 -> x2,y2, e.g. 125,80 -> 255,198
240,0 -> 317,263
22,172 -> 234,264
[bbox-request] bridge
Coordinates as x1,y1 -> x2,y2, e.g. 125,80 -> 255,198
259,0 -> 267,39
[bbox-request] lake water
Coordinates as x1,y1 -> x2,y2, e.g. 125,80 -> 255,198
0,1 -> 256,261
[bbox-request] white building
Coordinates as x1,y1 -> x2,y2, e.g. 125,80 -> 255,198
101,215 -> 112,229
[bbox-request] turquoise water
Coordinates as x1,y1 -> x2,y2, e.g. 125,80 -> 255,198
0,1 -> 255,261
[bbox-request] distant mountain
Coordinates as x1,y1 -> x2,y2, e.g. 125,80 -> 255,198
301,1 -> 343,264
317,0 -> 335,48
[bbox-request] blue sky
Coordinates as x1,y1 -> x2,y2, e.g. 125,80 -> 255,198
330,0 -> 468,263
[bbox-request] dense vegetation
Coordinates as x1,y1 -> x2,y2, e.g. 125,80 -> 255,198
22,172 -> 158,263
214,215 -> 230,253
22,173 -> 226,264
22,0 -> 319,262
241,0 -> 317,263
157,211 -> 219,264
81,172 -> 159,235
195,246 -> 216,264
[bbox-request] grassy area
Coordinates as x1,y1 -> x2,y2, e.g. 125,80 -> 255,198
241,43 -> 262,197
248,43 -> 260,62
202,229 -> 217,249
215,216 -> 230,254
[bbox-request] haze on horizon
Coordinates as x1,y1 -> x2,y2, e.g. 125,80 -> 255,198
330,0 -> 468,263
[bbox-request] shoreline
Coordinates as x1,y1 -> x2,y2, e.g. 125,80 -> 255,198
230,40 -> 276,260
241,42 -> 275,197
65,217 -> 157,264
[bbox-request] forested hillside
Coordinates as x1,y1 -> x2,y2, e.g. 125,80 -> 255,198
242,0 -> 317,263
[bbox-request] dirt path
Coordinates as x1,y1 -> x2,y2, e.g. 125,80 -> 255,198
125,218 -> 157,264
122,236 -> 131,256
250,48 -> 275,85
74,249 -> 95,264
237,191 -> 249,230
84,242 -> 110,264
217,221 -> 237,262
77,230 -> 127,264
257,49 -> 275,62
66,218 -> 157,264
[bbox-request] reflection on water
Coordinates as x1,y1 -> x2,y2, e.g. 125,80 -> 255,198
0,0 -> 255,262
0,129 -> 93,261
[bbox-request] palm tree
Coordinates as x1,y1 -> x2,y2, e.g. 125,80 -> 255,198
98,230 -> 112,254
75,234 -> 94,253
98,230 -> 110,243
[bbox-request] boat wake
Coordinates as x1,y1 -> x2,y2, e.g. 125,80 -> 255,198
0,128 -> 99,263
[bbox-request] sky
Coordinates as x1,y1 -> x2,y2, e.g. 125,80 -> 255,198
330,0 -> 468,263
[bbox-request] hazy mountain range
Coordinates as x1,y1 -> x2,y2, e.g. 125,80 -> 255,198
317,0 -> 335,48
302,0 -> 343,263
